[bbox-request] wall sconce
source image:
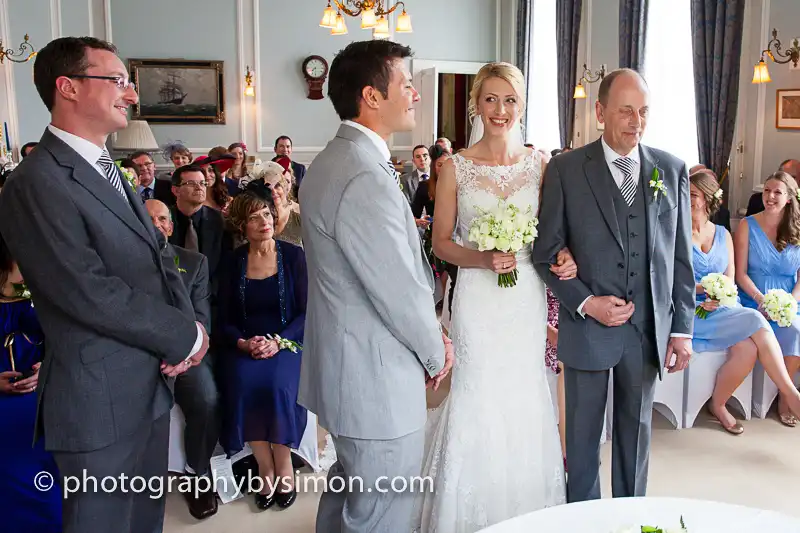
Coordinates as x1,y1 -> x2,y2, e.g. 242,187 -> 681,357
574,63 -> 607,99
753,28 -> 800,84
0,34 -> 37,64
244,66 -> 255,97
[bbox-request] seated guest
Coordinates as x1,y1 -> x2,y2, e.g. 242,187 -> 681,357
218,190 -> 307,511
270,158 -> 303,247
273,136 -> 306,199
400,145 -> 430,205
746,159 -> 800,216
20,142 -> 38,158
691,172 -> 800,433
0,235 -> 61,531
435,137 -> 452,153
690,168 -> 731,231
169,165 -> 230,311
162,141 -> 193,170
228,142 -> 250,195
689,163 -> 707,174
131,150 -> 174,204
735,171 -> 800,426
145,200 -> 220,519
195,155 -> 233,213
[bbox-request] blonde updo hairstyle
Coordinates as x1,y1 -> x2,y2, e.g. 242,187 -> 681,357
468,62 -> 527,121
689,170 -> 722,218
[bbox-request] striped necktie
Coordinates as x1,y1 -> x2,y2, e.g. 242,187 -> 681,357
387,160 -> 400,187
613,157 -> 637,206
97,149 -> 129,201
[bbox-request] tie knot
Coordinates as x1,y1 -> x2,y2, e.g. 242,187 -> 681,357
613,157 -> 635,176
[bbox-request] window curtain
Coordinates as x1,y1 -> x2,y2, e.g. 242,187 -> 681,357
556,0 -> 583,148
619,0 -> 649,72
691,0 -> 745,188
516,0 -> 532,138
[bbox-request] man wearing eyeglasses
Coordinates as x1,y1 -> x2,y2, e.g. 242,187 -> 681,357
169,165 -> 228,323
0,37 -> 210,533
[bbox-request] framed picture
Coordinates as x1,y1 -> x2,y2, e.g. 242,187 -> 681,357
776,89 -> 800,129
129,59 -> 225,124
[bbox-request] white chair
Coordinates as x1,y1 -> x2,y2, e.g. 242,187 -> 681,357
652,364 -> 686,429
168,404 -> 322,475
751,360 -> 800,418
684,349 -> 752,428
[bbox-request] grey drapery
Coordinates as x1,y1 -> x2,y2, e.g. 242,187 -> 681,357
556,0 -> 583,148
619,0 -> 649,72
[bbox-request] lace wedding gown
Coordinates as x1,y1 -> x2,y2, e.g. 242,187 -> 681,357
415,151 -> 566,533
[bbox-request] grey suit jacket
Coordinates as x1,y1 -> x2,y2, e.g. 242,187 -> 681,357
0,129 -> 198,452
298,123 -> 444,440
399,169 -> 423,205
532,139 -> 694,375
163,243 -> 211,332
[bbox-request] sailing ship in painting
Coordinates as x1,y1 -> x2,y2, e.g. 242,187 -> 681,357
159,73 -> 189,105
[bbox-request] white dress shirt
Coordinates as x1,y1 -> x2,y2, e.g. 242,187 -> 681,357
342,120 -> 391,162
576,137 -> 690,339
48,124 -> 204,358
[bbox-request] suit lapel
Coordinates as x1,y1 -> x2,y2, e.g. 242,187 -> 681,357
584,140 -> 623,250
640,145 -> 662,260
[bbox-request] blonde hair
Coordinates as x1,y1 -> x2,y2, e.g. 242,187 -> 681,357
689,170 -> 722,217
468,62 -> 527,119
764,171 -> 800,252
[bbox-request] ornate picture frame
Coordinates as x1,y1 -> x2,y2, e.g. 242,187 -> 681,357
129,59 -> 225,124
776,88 -> 800,130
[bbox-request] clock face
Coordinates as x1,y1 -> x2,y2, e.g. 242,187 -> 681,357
305,58 -> 327,79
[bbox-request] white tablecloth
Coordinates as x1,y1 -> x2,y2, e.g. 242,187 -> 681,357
478,497 -> 800,532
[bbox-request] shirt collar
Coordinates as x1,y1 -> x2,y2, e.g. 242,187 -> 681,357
47,124 -> 106,168
342,120 -> 391,162
601,136 -> 640,165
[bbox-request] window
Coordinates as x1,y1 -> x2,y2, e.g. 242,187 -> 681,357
526,0 -> 561,152
643,0 -> 699,166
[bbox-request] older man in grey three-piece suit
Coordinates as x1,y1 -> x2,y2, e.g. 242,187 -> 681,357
533,69 -> 695,502
299,40 -> 453,533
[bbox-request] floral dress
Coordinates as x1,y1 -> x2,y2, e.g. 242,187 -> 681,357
545,288 -> 560,374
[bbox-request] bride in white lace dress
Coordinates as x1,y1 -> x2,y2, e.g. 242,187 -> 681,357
415,63 -> 567,532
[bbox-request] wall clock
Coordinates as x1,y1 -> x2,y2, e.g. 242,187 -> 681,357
302,55 -> 329,100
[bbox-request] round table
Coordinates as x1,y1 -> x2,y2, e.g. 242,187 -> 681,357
478,497 -> 800,532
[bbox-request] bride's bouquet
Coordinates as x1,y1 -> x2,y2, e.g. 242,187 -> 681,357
695,273 -> 738,319
467,200 -> 538,288
761,289 -> 798,327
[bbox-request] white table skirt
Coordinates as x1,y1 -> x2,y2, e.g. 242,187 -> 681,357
478,497 -> 800,532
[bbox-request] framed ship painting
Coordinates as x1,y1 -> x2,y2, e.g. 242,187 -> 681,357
129,59 -> 225,124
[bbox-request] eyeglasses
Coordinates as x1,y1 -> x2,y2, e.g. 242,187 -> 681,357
179,180 -> 207,189
66,75 -> 136,91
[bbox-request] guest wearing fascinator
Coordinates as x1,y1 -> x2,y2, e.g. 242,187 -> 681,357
0,234 -> 61,532
272,136 -> 306,199
195,155 -> 233,212
239,161 -> 303,247
217,190 -> 307,511
162,140 -> 193,170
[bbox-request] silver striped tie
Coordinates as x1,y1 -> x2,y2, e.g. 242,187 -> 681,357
388,160 -> 400,187
613,157 -> 637,206
97,149 -> 128,200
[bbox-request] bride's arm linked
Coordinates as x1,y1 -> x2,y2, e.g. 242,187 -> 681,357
431,158 -> 517,273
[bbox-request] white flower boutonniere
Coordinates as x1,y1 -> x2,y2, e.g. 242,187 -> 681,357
116,161 -> 137,190
649,168 -> 666,201
173,255 -> 187,274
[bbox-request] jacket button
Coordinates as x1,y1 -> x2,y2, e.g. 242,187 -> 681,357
630,272 -> 637,277
618,263 -> 625,269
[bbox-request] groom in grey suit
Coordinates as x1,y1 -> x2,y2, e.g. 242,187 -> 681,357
533,69 -> 694,502
299,40 -> 453,533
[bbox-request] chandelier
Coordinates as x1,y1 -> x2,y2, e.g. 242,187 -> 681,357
0,34 -> 37,64
320,1 -> 412,38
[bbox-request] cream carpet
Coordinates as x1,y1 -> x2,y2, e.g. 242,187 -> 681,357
164,404 -> 800,533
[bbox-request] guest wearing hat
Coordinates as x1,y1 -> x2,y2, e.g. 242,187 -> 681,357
195,155 -> 234,212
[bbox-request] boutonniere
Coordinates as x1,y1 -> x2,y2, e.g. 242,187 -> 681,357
173,255 -> 187,274
649,168 -> 666,201
115,161 -> 137,190
12,282 -> 33,306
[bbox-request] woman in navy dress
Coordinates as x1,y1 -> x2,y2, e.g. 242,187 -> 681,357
734,171 -> 800,426
690,171 -> 800,433
0,235 -> 61,531
218,184 -> 306,511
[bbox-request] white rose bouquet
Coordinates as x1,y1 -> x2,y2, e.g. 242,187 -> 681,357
761,289 -> 798,327
695,273 -> 738,319
614,517 -> 687,533
467,200 -> 538,288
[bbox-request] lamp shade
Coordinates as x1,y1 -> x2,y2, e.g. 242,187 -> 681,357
331,13 -> 348,35
113,120 -> 158,151
573,83 -> 587,99
320,4 -> 337,28
396,10 -> 412,33
361,8 -> 377,28
752,59 -> 771,84
375,15 -> 390,34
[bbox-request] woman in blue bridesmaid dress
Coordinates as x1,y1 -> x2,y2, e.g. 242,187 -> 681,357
734,171 -> 800,427
690,171 -> 800,434
0,235 -> 61,531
